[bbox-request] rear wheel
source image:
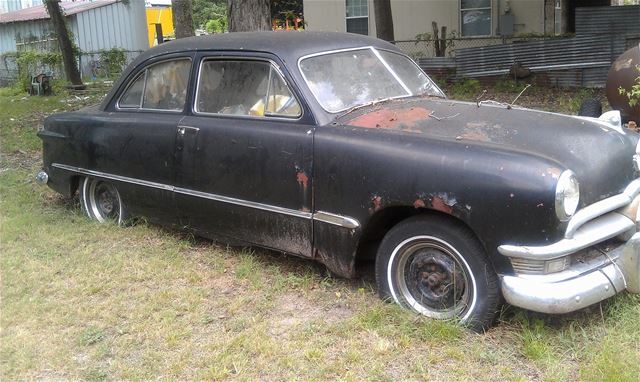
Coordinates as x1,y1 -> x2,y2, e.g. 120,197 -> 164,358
375,216 -> 500,332
79,177 -> 128,225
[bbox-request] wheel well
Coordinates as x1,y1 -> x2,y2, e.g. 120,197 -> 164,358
353,207 -> 480,272
70,175 -> 81,197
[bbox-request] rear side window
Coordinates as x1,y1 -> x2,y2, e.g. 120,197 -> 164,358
195,59 -> 301,118
119,73 -> 144,107
118,58 -> 191,111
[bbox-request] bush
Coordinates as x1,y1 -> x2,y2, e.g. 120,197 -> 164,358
494,79 -> 523,93
618,65 -> 640,107
98,48 -> 126,79
449,78 -> 481,98
14,50 -> 62,92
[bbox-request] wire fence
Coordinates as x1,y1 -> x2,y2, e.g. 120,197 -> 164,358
392,36 -> 560,61
0,49 -> 143,86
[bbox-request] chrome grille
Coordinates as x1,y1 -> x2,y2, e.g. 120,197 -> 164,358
510,258 -> 545,275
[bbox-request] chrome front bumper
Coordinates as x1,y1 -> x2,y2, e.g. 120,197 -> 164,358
500,232 -> 640,314
498,179 -> 640,314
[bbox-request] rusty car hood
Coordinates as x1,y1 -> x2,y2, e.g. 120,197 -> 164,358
337,97 -> 639,204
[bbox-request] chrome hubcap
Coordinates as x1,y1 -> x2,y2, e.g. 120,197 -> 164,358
88,180 -> 120,223
392,238 -> 473,319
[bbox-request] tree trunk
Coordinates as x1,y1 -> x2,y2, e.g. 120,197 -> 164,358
432,22 -> 442,57
227,0 -> 271,32
172,0 -> 195,39
43,0 -> 82,86
373,0 -> 394,41
440,25 -> 447,56
432,21 -> 447,57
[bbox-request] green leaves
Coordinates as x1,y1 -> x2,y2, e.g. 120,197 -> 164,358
618,65 -> 640,108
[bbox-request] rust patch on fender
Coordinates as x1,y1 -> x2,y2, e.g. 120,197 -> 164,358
296,171 -> 309,188
430,193 -> 457,215
413,198 -> 426,208
455,121 -> 491,142
370,195 -> 383,213
348,107 -> 432,130
431,196 -> 453,214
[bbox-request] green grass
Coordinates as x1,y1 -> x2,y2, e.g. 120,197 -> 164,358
1,87 -> 639,380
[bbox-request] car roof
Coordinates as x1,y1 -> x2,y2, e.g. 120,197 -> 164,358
138,31 -> 400,63
101,31 -> 404,115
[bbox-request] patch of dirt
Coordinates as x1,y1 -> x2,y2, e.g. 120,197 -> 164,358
1,149 -> 41,172
267,292 -> 354,337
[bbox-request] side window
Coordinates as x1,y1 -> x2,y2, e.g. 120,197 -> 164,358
196,59 -> 301,118
119,73 -> 145,108
118,58 -> 191,111
264,67 -> 302,117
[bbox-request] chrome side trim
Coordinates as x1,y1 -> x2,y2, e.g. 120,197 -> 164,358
173,186 -> 312,219
313,211 -> 360,229
52,163 -> 174,191
498,212 -> 635,260
51,163 -> 311,219
52,163 -> 356,228
565,178 -> 640,238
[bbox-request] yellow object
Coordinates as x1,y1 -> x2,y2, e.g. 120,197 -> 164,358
250,95 -> 297,117
146,7 -> 175,47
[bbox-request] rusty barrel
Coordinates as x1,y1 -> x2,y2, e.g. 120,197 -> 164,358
606,44 -> 640,123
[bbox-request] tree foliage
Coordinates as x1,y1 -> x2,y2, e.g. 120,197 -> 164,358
192,0 -> 227,30
271,0 -> 303,21
619,66 -> 640,107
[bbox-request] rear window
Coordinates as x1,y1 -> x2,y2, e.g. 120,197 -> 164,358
118,58 -> 191,111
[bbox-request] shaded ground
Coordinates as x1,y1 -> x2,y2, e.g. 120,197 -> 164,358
1,85 -> 639,381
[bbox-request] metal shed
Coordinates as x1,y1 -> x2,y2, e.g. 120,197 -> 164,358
0,0 -> 148,79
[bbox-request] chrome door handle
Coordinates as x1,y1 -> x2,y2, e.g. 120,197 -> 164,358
177,125 -> 199,136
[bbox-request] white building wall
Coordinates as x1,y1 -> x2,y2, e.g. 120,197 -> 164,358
302,0 -> 546,40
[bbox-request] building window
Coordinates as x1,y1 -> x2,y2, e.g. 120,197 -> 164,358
554,0 -> 562,35
346,0 -> 368,35
460,0 -> 492,37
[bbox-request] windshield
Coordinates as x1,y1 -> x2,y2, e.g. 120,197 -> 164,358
299,47 -> 444,113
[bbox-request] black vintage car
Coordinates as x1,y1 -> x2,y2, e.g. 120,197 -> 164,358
37,32 -> 640,331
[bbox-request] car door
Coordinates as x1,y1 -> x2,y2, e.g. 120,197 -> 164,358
100,55 -> 193,223
175,54 -> 315,256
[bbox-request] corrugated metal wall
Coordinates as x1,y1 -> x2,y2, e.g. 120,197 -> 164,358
456,35 -> 625,79
0,1 -> 147,54
575,5 -> 640,36
71,1 -> 147,53
0,19 -> 53,53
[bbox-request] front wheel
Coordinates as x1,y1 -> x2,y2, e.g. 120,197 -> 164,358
79,177 -> 129,225
375,216 -> 500,332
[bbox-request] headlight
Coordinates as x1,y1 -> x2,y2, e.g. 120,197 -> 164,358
555,170 -> 580,221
